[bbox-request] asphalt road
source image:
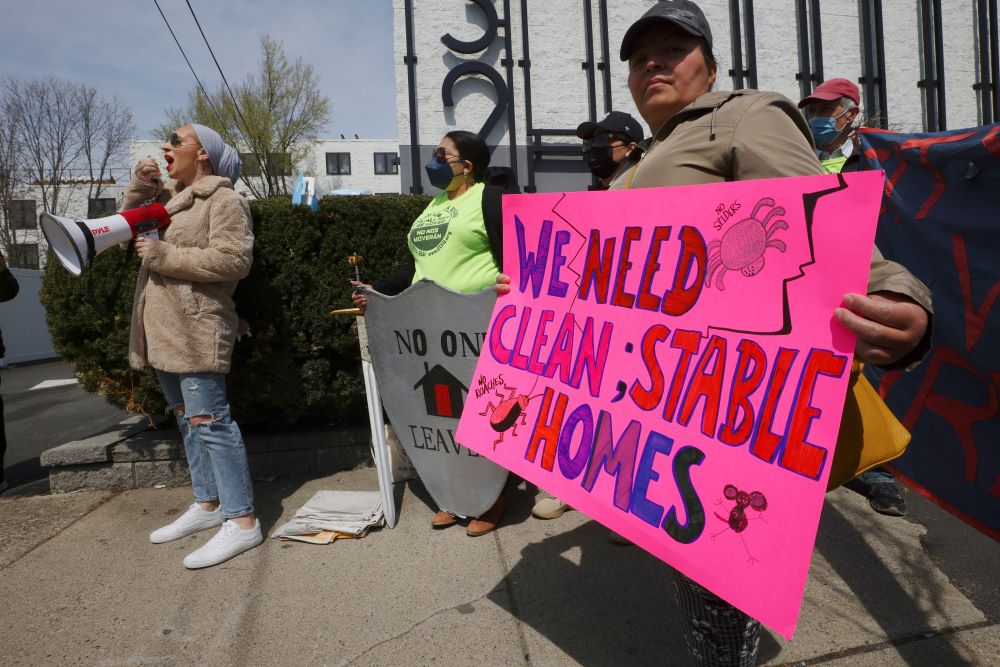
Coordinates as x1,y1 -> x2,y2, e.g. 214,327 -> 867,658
1,359 -> 130,489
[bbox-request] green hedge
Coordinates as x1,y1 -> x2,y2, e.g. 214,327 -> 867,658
41,194 -> 431,426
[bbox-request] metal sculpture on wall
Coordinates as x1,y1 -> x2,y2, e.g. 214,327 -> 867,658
438,0 -> 519,185
442,62 -> 508,140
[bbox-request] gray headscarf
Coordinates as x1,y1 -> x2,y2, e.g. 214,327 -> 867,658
190,123 -> 242,183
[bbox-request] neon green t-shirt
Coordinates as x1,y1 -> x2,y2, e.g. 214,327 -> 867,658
819,155 -> 848,174
408,182 -> 499,293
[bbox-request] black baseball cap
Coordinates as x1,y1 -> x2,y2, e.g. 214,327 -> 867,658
620,0 -> 713,61
576,111 -> 644,144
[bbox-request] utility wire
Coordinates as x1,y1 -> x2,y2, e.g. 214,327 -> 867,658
151,0 -> 233,143
184,0 -> 253,139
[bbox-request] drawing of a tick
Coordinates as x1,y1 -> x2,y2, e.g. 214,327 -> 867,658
705,196 -> 788,290
712,484 -> 769,562
479,381 -> 542,449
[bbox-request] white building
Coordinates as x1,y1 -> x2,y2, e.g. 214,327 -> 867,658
392,0 -> 997,193
310,139 -> 403,194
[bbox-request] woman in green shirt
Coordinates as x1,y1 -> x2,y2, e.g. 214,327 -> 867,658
352,131 -> 508,536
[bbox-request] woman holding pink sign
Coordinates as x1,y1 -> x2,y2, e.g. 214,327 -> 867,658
500,1 -> 930,665
616,3 -> 930,665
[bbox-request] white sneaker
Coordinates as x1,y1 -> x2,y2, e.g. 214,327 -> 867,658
183,519 -> 263,569
149,503 -> 224,544
532,493 -> 571,520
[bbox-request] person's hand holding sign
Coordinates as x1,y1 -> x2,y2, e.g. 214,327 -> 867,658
494,273 -> 511,295
837,291 -> 929,367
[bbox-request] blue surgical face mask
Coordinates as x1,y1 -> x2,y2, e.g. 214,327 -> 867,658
809,117 -> 840,148
808,108 -> 851,148
425,157 -> 458,190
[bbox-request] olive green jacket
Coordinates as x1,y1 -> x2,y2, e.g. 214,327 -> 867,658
610,89 -> 933,368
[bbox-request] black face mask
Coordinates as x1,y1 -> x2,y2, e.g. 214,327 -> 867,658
585,146 -> 619,179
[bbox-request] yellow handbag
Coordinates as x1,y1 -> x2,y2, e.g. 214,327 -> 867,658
827,361 -> 912,491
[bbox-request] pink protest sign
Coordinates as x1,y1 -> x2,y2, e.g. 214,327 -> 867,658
455,172 -> 885,638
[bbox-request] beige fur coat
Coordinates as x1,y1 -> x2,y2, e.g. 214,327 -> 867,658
123,175 -> 253,374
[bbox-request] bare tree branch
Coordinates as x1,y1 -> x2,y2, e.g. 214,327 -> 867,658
0,77 -> 134,266
160,34 -> 331,198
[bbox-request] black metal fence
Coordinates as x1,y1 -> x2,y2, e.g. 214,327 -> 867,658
401,0 -> 1000,193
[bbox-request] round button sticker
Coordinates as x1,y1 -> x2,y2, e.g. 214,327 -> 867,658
410,208 -> 456,253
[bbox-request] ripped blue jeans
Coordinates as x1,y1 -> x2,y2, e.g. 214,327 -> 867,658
155,370 -> 254,518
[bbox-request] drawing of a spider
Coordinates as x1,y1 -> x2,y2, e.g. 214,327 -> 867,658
705,197 -> 788,290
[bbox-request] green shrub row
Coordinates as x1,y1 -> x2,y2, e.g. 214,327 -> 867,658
41,194 -> 431,427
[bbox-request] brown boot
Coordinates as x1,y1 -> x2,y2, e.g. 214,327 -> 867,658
466,494 -> 507,537
431,510 -> 458,528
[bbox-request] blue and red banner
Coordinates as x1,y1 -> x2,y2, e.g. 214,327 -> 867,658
859,124 -> 1000,541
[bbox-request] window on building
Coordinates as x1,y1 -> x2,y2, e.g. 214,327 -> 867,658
9,200 -> 36,230
374,152 -> 399,175
88,197 -> 117,218
239,153 -> 291,178
10,243 -> 38,270
326,152 -> 351,175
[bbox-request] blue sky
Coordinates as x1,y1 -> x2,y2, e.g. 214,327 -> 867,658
0,0 -> 397,139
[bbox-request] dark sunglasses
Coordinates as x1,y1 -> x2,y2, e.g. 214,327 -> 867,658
432,146 -> 463,163
582,134 -> 627,152
168,131 -> 201,148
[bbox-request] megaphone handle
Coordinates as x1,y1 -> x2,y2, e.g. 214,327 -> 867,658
138,230 -> 160,241
72,219 -> 98,267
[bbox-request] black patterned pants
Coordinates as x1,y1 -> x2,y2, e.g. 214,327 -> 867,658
671,570 -> 761,667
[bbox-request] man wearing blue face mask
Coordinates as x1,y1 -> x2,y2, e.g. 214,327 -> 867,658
798,78 -> 862,174
801,78 -> 909,517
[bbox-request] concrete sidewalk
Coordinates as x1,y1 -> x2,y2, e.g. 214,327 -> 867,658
1,468 -> 997,666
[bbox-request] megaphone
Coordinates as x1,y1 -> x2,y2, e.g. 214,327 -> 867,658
40,202 -> 172,276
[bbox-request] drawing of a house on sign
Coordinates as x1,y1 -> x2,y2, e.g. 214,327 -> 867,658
414,363 -> 468,418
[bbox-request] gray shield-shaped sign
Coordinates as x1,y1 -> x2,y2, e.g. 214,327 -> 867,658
365,280 -> 508,518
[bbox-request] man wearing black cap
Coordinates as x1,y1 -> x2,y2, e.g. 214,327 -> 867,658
576,111 -> 644,189
532,110 -> 645,521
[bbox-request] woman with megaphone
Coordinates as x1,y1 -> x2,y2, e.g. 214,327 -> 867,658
125,124 -> 262,569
